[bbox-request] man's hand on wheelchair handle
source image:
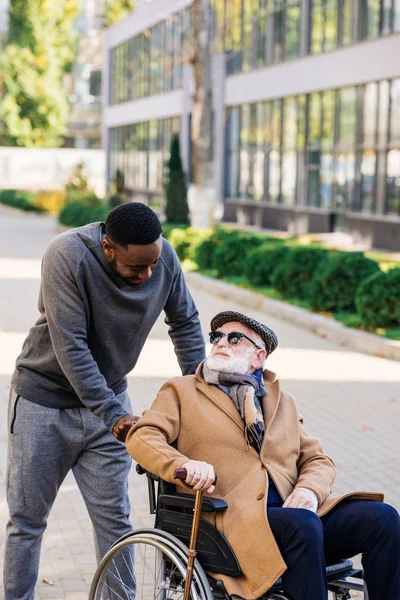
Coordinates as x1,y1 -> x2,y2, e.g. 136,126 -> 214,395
283,488 -> 316,511
182,460 -> 216,494
112,414 -> 140,442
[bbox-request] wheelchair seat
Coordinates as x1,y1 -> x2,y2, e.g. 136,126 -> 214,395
136,465 -> 366,599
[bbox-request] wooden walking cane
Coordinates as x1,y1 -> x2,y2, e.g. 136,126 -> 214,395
174,468 -> 217,600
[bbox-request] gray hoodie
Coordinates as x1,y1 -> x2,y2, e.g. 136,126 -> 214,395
12,222 -> 205,430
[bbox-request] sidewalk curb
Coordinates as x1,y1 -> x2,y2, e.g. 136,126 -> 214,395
185,271 -> 400,362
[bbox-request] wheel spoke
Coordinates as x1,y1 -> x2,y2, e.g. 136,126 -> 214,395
90,534 -> 211,600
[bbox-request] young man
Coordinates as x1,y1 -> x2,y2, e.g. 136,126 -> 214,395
127,310 -> 400,600
4,202 -> 205,600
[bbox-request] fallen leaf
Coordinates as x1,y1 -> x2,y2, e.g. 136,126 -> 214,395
42,578 -> 54,586
361,425 -> 373,431
389,398 -> 398,403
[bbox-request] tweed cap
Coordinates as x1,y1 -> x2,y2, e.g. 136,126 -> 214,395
210,311 -> 278,355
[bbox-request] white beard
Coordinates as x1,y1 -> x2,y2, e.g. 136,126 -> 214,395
205,346 -> 254,374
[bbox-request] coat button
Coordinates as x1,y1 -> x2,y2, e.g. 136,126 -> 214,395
257,492 -> 265,500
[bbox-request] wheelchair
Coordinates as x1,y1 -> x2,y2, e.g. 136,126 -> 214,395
89,466 -> 369,600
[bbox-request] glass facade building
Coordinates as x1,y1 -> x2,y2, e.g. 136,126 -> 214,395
226,79 -> 400,216
104,0 -> 400,249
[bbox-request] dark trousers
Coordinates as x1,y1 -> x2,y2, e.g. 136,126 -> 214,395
267,500 -> 400,600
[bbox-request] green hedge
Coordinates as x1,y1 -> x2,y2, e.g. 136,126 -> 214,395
246,243 -> 290,287
356,268 -> 400,329
271,247 -> 330,298
211,229 -> 266,278
58,201 -> 110,227
309,252 -> 380,312
0,189 -> 43,212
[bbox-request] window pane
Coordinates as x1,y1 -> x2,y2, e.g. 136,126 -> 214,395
360,0 -> 381,38
360,150 -> 376,213
325,0 -> 338,51
273,1 -> 285,63
338,88 -> 357,145
254,103 -> 265,199
322,90 -> 335,148
395,0 -> 400,30
286,3 -> 301,59
378,80 -> 390,146
386,149 -> 400,214
363,83 -> 378,147
226,108 -> 240,198
297,95 -> 306,148
321,153 -> 334,207
310,0 -> 324,54
335,152 -> 355,208
308,93 -> 322,144
390,79 -> 400,146
339,0 -> 353,45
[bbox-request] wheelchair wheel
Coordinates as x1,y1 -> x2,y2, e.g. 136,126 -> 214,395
89,529 -> 213,600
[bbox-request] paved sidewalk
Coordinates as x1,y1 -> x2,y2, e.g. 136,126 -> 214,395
0,207 -> 399,599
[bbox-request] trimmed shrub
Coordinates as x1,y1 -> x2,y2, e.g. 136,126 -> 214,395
108,193 -> 125,208
168,228 -> 192,261
271,246 -> 330,298
246,244 -> 291,287
211,229 -> 265,278
192,229 -> 220,271
65,189 -> 101,206
34,190 -> 66,214
0,189 -> 42,212
161,222 -> 188,241
356,268 -> 400,329
59,201 -> 110,227
309,252 -> 380,312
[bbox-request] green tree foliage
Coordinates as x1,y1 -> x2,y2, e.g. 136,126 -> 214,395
103,0 -> 135,27
164,134 -> 190,224
0,0 -> 80,147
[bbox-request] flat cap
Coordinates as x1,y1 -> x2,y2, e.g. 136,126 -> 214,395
210,311 -> 278,355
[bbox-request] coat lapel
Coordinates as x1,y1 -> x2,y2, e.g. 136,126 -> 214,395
261,370 -> 281,435
195,379 -> 245,432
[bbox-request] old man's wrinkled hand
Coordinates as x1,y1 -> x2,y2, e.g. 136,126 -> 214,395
182,460 -> 216,493
282,488 -> 315,510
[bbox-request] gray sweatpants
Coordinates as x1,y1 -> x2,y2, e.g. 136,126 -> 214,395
4,389 -> 133,600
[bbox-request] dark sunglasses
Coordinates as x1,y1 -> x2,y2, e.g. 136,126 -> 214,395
209,331 -> 263,349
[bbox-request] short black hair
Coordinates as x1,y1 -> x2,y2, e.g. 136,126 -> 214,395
105,202 -> 162,246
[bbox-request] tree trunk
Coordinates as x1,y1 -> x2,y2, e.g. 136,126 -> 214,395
190,0 -> 216,229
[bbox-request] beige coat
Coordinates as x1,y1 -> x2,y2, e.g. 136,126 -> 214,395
126,365 -> 383,599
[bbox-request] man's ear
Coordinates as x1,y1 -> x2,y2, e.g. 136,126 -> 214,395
251,349 -> 267,370
102,237 -> 114,259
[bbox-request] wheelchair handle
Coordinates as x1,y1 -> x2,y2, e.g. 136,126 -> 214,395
174,468 -> 218,486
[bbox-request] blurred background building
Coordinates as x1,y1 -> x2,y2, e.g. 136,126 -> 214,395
0,0 -> 103,149
104,0 -> 400,250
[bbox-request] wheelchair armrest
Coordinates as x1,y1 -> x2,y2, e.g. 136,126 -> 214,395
159,493 -> 228,513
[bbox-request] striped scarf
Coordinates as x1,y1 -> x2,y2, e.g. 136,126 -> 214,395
202,361 -> 267,451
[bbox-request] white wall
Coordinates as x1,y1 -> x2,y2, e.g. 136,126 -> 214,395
226,33 -> 400,106
0,147 -> 106,196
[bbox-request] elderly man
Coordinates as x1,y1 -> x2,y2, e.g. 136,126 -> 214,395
127,311 -> 400,600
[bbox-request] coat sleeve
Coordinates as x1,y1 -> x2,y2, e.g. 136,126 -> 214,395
126,378 -> 192,484
294,414 -> 336,506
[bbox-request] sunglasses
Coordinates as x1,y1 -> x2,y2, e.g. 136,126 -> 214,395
209,331 -> 263,349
